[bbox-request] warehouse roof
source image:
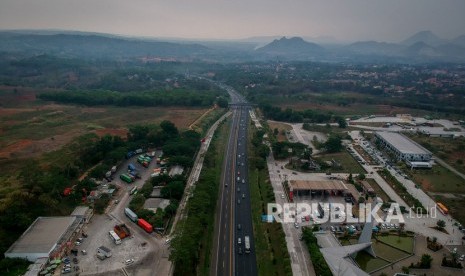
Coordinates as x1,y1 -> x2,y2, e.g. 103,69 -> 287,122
376,132 -> 431,155
6,217 -> 77,255
290,180 -> 348,191
70,206 -> 89,217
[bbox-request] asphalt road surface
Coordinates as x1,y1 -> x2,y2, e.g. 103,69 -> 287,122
210,83 -> 258,276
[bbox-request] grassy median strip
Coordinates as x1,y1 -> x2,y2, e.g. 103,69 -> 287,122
248,125 -> 292,276
170,118 -> 229,276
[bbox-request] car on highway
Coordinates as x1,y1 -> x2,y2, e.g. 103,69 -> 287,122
237,199 -> 241,204
281,194 -> 285,199
242,193 -> 245,199
238,238 -> 242,244
237,224 -> 241,230
459,254 -> 464,261
238,246 -> 243,255
294,222 -> 299,228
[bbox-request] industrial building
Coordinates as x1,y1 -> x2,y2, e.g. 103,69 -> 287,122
5,206 -> 90,263
375,132 -> 432,163
4,216 -> 81,262
289,180 -> 360,202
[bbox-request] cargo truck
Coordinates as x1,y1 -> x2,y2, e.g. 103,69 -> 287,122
244,236 -> 251,254
120,174 -> 133,183
97,246 -> 112,258
114,224 -> 131,239
124,208 -> 138,222
137,218 -> 153,233
129,170 -> 141,179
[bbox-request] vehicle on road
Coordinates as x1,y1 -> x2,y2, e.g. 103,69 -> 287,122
244,236 -> 251,254
238,238 -> 241,244
237,224 -> 241,230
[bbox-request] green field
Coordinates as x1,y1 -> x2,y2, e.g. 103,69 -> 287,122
377,235 -> 414,253
316,151 -> 366,174
408,164 -> 465,193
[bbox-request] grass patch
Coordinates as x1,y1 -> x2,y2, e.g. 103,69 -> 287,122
409,164 -> 465,193
431,194 -> 465,226
377,235 -> 414,253
268,121 -> 292,142
315,151 -> 366,174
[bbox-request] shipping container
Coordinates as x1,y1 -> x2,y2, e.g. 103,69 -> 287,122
124,208 -> 138,222
137,218 -> 153,233
120,174 -> 133,183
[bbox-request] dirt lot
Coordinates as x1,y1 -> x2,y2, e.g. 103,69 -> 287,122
71,214 -> 154,275
268,121 -> 292,142
0,105 -> 208,159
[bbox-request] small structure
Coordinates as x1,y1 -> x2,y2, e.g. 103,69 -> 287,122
169,165 -> 184,177
70,206 -> 93,223
143,198 -> 171,213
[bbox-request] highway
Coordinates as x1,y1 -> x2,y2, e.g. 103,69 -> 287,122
210,82 -> 258,276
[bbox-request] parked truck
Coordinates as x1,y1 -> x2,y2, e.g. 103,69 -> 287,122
97,246 -> 112,258
120,174 -> 133,183
124,208 -> 138,222
137,218 -> 153,233
114,224 -> 131,239
128,163 -> 136,171
129,170 -> 141,179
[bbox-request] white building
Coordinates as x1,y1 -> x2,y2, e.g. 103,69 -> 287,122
375,132 -> 432,163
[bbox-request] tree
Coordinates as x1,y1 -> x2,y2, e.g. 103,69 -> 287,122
420,254 -> 433,268
160,120 -> 178,137
324,134 -> 343,153
437,219 -> 446,230
273,128 -> 279,136
358,196 -> 366,204
216,97 -> 228,108
357,173 -> 366,181
336,116 -> 347,128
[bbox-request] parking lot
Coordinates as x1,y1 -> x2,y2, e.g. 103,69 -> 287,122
63,214 -> 154,275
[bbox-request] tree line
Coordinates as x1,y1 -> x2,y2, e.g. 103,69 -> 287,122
38,89 -> 223,107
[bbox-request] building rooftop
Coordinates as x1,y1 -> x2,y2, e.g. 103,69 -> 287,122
144,198 -> 170,212
290,180 -> 348,191
6,216 -> 77,255
376,132 -> 431,155
70,206 -> 89,217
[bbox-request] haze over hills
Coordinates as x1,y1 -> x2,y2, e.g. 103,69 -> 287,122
256,37 -> 326,59
0,29 -> 464,63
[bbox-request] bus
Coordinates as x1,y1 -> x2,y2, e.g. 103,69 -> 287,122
109,230 -> 122,245
436,202 -> 448,215
244,236 -> 251,254
129,186 -> 138,195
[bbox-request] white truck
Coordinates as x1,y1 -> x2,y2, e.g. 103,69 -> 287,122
244,236 -> 251,254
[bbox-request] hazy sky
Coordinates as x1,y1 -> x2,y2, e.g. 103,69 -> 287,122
1,0 -> 464,42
